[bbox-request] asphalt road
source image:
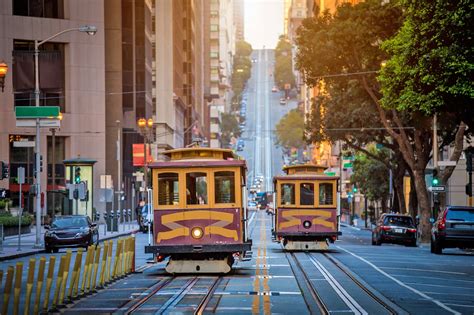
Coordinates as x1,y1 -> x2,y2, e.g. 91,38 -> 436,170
52,211 -> 474,314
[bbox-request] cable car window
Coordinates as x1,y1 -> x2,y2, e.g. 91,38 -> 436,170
186,172 -> 208,205
281,183 -> 295,205
158,173 -> 179,205
215,171 -> 235,203
300,183 -> 314,205
319,183 -> 334,205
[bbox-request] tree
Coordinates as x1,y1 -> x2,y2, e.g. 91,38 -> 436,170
296,0 -> 473,242
352,146 -> 390,213
232,40 -> 253,110
220,112 -> 241,147
274,35 -> 295,89
296,1 -> 408,213
378,0 -> 473,241
275,109 -> 305,149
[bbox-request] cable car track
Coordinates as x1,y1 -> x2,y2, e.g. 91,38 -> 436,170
123,276 -> 222,314
288,250 -> 400,315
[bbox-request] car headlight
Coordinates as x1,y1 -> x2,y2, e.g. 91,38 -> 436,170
191,227 -> 204,239
303,221 -> 312,229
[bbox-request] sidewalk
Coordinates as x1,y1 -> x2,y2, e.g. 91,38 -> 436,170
340,219 -> 373,231
0,221 -> 139,261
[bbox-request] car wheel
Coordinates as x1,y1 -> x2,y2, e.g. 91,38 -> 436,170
407,240 -> 417,247
52,248 -> 59,253
45,246 -> 53,253
371,234 -> 376,246
431,237 -> 442,254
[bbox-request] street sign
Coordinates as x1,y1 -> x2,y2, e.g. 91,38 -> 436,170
98,188 -> 113,202
16,119 -> 60,128
343,162 -> 353,168
438,161 -> 457,167
15,106 -> 60,119
13,141 -> 35,148
429,186 -> 446,192
18,167 -> 25,184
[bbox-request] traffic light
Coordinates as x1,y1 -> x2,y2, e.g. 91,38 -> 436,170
353,186 -> 358,193
74,167 -> 81,184
466,183 -> 472,197
0,162 -> 9,180
432,169 -> 439,186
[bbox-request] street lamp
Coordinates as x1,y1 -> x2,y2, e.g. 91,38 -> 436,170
33,25 -> 97,248
50,112 -> 63,220
0,61 -> 8,92
137,118 -> 154,193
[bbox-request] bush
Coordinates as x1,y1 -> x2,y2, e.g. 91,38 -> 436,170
0,214 -> 33,227
0,210 -> 12,217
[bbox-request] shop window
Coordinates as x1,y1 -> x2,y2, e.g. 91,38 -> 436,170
281,183 -> 295,205
186,172 -> 208,205
319,183 -> 334,205
215,171 -> 235,203
300,183 -> 314,206
158,173 -> 179,205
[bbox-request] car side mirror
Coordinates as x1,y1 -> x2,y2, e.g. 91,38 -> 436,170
44,225 -> 50,230
91,223 -> 97,227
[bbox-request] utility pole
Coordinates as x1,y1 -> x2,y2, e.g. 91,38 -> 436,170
116,120 -> 122,227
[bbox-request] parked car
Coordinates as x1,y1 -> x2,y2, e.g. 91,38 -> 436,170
280,98 -> 286,105
372,214 -> 417,247
271,86 -> 278,92
44,215 -> 99,253
431,206 -> 474,254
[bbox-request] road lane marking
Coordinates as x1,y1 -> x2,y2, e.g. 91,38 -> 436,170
337,246 -> 461,315
381,267 -> 466,275
307,254 -> 367,315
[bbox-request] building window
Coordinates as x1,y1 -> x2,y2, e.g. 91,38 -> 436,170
186,172 -> 208,205
215,171 -> 235,203
300,183 -> 314,206
158,173 -> 179,205
281,183 -> 295,205
13,0 -> 64,19
319,183 -> 334,205
47,135 -> 65,218
12,40 -> 65,112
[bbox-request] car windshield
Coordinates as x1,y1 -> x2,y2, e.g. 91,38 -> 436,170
249,202 -> 257,206
384,216 -> 414,227
446,209 -> 474,222
52,217 -> 88,229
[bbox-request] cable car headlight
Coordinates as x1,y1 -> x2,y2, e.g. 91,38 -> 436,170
191,227 -> 204,239
303,220 -> 312,229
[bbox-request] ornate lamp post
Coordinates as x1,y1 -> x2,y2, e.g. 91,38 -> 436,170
0,61 -> 8,92
50,112 -> 63,220
137,118 -> 154,191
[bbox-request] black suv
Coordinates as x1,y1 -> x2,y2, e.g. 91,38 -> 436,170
372,214 -> 417,247
431,206 -> 474,254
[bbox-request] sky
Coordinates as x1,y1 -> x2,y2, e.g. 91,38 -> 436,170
244,0 -> 285,49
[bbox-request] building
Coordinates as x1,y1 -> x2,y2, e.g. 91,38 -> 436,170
0,0 -> 106,218
233,0 -> 244,41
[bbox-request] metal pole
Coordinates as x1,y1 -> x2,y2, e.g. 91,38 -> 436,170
364,196 -> 368,228
51,128 -> 56,220
143,131 -> 148,193
34,40 -> 42,248
18,181 -> 22,251
433,113 -> 438,169
117,120 -> 121,232
147,189 -> 152,246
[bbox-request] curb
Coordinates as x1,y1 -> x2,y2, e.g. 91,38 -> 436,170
0,228 -> 139,262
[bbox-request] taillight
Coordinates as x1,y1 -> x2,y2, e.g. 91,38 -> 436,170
381,226 -> 391,231
407,228 -> 417,233
439,211 -> 448,230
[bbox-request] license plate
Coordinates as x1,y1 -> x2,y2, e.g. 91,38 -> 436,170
394,228 -> 404,233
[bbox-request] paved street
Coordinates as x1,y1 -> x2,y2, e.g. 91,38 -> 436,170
43,211 -> 474,314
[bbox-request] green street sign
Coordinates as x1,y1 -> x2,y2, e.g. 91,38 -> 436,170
343,162 -> 353,168
325,172 -> 336,176
15,106 -> 60,119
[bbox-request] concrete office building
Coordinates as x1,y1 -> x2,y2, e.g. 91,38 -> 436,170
0,0 -> 106,219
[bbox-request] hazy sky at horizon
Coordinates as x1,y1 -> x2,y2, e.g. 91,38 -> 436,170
244,0 -> 284,49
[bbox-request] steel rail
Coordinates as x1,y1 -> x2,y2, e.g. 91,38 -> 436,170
123,277 -> 174,315
286,252 -> 329,315
193,277 -> 222,315
322,253 -> 398,315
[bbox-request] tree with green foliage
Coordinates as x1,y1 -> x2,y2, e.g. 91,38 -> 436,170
232,41 -> 253,111
220,112 -> 241,147
296,0 -> 473,242
275,109 -> 305,149
352,146 -> 390,213
274,35 -> 295,90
